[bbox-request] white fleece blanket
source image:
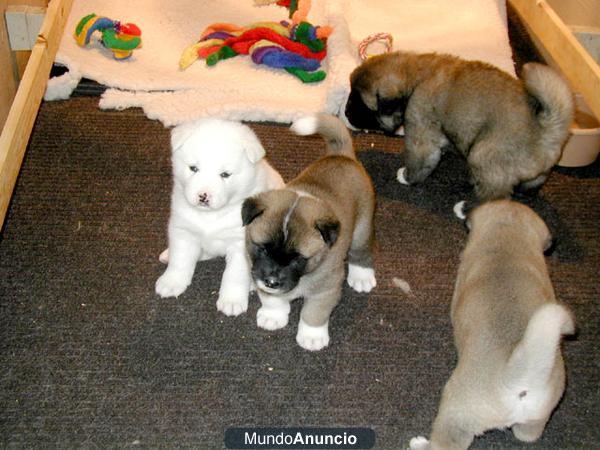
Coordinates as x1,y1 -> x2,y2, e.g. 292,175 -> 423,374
46,0 -> 516,127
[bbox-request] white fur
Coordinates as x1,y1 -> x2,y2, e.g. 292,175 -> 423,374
501,304 -> 575,425
397,167 -> 409,185
256,295 -> 291,330
347,264 -> 376,293
408,436 -> 430,449
155,118 -> 284,316
290,116 -> 319,136
453,200 -> 467,220
296,318 -> 330,351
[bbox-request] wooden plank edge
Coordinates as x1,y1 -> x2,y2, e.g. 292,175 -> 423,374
0,0 -> 73,228
508,0 -> 600,121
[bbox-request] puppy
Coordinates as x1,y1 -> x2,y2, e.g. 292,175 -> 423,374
345,51 -> 574,201
155,118 -> 284,316
241,113 -> 376,351
409,200 -> 574,450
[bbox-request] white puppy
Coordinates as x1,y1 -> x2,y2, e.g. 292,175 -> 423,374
155,118 -> 284,316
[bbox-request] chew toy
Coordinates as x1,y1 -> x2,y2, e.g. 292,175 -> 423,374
74,13 -> 142,60
180,2 -> 332,83
358,33 -> 393,60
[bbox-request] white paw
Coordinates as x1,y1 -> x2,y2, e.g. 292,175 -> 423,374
409,436 -> 430,450
155,270 -> 191,298
257,306 -> 289,330
216,295 -> 248,316
159,248 -> 169,264
296,319 -> 330,351
397,167 -> 410,185
453,200 -> 467,220
347,264 -> 376,293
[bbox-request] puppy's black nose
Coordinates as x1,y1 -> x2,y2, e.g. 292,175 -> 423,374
198,193 -> 209,204
264,276 -> 280,289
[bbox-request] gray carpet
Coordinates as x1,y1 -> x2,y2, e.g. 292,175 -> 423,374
0,96 -> 598,449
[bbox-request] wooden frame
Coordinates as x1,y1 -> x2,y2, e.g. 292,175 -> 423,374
0,0 -> 72,227
0,0 -> 598,228
509,0 -> 600,120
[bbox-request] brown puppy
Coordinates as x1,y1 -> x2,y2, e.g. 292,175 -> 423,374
345,51 -> 574,201
242,114 -> 376,351
410,200 -> 575,450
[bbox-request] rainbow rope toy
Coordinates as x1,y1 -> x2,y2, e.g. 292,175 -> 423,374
179,0 -> 332,83
74,13 -> 142,60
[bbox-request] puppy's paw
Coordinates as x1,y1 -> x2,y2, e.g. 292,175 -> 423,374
159,248 -> 169,264
257,306 -> 289,330
155,271 -> 191,298
453,200 -> 467,220
397,167 -> 410,185
296,319 -> 329,351
409,436 -> 430,450
216,295 -> 248,317
347,264 -> 376,293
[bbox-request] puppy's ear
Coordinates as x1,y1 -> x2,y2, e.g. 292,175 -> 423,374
240,126 -> 266,163
315,218 -> 340,248
170,122 -> 195,152
241,197 -> 264,226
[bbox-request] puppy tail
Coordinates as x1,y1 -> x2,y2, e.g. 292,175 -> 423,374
522,63 -> 574,159
291,113 -> 355,159
504,303 -> 575,389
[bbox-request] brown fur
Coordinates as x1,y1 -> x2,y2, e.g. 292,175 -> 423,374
410,200 -> 574,450
242,114 -> 376,350
345,51 -> 574,201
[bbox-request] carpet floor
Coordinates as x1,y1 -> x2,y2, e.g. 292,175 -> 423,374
0,95 -> 598,448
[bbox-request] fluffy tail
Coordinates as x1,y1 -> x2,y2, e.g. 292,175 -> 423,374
504,303 -> 575,389
291,113 -> 355,159
522,63 -> 574,159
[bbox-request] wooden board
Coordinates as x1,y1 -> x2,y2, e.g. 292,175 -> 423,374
0,0 -> 73,227
509,0 -> 600,120
0,0 -> 19,130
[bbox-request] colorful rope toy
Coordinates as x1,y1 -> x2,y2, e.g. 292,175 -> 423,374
256,0 -> 312,25
358,33 -> 393,61
74,13 -> 142,60
179,1 -> 332,83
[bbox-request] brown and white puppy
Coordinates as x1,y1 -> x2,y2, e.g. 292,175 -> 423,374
409,200 -> 575,450
241,113 -> 376,351
345,51 -> 574,202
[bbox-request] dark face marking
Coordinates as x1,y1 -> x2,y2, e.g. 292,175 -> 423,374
345,88 -> 381,130
375,94 -> 409,134
345,86 -> 409,135
248,235 -> 308,294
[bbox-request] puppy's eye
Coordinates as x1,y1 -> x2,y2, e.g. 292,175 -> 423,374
189,165 -> 198,173
252,243 -> 268,255
220,171 -> 231,179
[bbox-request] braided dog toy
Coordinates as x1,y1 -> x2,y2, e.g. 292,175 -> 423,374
74,13 -> 142,60
180,1 -> 332,83
358,32 -> 393,60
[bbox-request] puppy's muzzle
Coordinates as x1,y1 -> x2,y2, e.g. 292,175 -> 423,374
263,276 -> 281,290
256,276 -> 285,294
